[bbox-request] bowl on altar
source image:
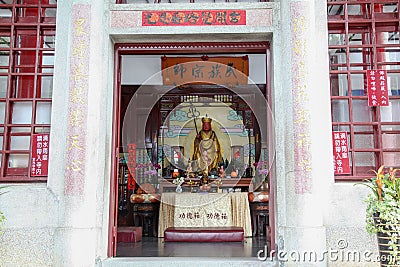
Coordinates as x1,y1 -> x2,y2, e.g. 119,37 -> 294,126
248,192 -> 269,202
199,184 -> 211,192
130,193 -> 160,203
130,194 -> 145,203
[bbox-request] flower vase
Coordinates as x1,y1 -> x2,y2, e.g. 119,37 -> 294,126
373,213 -> 400,266
176,185 -> 182,193
256,180 -> 269,192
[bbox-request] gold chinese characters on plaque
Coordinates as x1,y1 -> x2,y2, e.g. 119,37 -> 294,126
161,56 -> 249,86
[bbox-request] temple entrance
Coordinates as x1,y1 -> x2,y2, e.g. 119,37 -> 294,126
110,43 -> 274,258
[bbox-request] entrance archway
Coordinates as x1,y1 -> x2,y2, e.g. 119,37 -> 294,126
109,42 -> 275,258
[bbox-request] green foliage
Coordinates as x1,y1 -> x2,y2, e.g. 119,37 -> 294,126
0,185 -> 7,231
361,166 -> 400,263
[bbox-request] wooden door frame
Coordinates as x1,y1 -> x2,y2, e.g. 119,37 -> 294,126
108,41 -> 273,257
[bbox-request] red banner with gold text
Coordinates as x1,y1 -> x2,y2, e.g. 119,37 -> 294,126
31,133 -> 50,177
143,10 -> 246,26
332,131 -> 351,175
367,70 -> 389,106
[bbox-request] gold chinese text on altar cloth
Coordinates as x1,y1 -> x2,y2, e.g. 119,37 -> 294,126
161,56 -> 249,85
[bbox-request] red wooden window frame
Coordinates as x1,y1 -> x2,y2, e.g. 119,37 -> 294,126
0,0 -> 56,182
328,0 -> 400,181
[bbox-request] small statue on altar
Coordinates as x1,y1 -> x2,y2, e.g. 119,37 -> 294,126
200,171 -> 209,185
219,165 -> 226,179
186,160 -> 193,179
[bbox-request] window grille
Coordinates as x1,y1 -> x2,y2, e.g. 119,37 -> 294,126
0,0 -> 56,181
328,0 -> 400,181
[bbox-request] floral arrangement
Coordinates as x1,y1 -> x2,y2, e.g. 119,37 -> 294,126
172,176 -> 185,187
215,178 -> 223,189
135,162 -> 161,176
142,163 -> 161,176
0,186 -> 7,233
253,160 -> 269,176
360,165 -> 400,263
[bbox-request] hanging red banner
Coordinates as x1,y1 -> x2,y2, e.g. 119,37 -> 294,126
367,70 -> 389,106
31,133 -> 50,177
127,143 -> 137,190
332,131 -> 351,175
142,10 -> 246,26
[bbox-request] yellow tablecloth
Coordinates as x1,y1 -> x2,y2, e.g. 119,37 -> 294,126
158,192 -> 252,237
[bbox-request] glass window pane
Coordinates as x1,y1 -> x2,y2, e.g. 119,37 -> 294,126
10,135 -> 30,150
0,102 -> 5,124
377,32 -> 399,45
0,36 -> 10,48
328,5 -> 344,17
383,152 -> 400,168
349,48 -> 371,70
39,51 -> 54,73
34,127 -> 50,133
0,5 -> 12,19
354,125 -> 373,132
354,151 -> 375,168
40,76 -> 53,98
0,51 -> 9,70
329,33 -> 346,45
12,102 -> 32,124
350,73 -> 364,91
331,74 -> 348,96
381,3 -> 398,14
43,8 -> 56,19
352,100 -> 373,122
388,73 -> 400,94
382,133 -> 400,149
42,34 -> 55,49
36,102 -> 51,124
10,127 -> 30,133
0,136 -> 3,150
354,133 -> 374,149
381,100 -> 400,122
0,76 -> 7,98
348,32 -> 370,46
348,5 -> 362,15
330,49 -> 347,70
8,154 -> 29,168
332,100 -> 349,122
382,125 -> 400,131
332,125 -> 350,132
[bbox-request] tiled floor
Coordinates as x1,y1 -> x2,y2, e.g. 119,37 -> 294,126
116,236 -> 270,258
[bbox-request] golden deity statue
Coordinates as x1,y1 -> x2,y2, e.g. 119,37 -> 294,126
192,117 -> 223,174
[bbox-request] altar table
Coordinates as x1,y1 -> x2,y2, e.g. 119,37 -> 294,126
158,192 -> 252,237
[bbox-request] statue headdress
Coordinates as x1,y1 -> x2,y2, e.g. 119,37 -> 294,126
202,116 -> 212,123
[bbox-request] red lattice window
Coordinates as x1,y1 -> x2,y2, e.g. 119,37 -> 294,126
328,0 -> 400,181
0,0 -> 56,182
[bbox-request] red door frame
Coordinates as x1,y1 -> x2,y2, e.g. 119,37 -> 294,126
108,41 -> 274,257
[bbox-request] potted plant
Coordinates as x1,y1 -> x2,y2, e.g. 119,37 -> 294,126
0,186 -> 7,233
361,165 -> 400,266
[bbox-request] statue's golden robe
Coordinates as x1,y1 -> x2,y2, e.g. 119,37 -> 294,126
192,130 -> 223,173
